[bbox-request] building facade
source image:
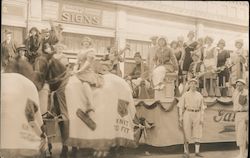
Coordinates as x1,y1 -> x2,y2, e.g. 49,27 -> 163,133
2,0 -> 249,76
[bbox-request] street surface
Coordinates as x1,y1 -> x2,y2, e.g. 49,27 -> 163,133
50,142 -> 246,158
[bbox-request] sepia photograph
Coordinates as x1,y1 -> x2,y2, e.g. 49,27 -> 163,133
0,0 -> 249,158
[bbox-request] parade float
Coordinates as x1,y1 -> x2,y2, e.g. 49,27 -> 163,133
134,72 -> 236,146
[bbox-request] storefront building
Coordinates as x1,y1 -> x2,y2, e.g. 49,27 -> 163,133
2,0 -> 249,76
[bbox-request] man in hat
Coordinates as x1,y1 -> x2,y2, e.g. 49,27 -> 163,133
215,39 -> 230,96
187,51 -> 205,92
126,52 -> 150,98
1,30 -> 17,69
229,39 -> 248,85
232,79 -> 248,158
25,27 -> 41,64
146,36 -> 158,79
16,44 -> 29,61
178,78 -> 206,158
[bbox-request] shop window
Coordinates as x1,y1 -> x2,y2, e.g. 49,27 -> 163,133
61,32 -> 114,56
1,25 -> 26,45
126,39 -> 151,60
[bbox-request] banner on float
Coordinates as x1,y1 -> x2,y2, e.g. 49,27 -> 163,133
136,102 -> 236,146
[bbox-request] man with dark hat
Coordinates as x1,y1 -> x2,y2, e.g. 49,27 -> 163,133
1,30 -> 17,69
178,78 -> 206,158
16,44 -> 29,61
232,79 -> 248,158
126,52 -> 150,98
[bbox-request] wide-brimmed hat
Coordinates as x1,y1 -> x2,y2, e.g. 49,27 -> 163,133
150,36 -> 158,41
187,31 -> 195,37
134,52 -> 142,58
235,79 -> 246,85
81,36 -> 93,45
16,44 -> 28,51
29,27 -> 40,34
217,39 -> 226,46
157,36 -> 168,45
235,39 -> 243,45
177,36 -> 184,42
204,36 -> 214,43
188,78 -> 198,84
170,40 -> 178,47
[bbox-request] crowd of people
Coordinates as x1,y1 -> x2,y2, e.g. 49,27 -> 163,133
1,21 -> 249,158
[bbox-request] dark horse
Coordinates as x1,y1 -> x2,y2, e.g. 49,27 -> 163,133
5,53 -> 74,158
34,51 -> 77,158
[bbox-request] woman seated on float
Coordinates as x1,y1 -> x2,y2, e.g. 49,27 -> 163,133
73,36 -> 103,114
152,37 -> 178,90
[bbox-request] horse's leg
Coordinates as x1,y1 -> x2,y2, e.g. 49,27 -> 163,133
53,94 -> 70,158
71,146 -> 78,158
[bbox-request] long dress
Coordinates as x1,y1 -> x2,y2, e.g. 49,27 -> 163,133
152,46 -> 178,87
182,41 -> 197,72
75,48 -> 103,87
230,48 -> 248,84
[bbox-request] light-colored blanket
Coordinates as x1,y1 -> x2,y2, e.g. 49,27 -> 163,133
65,74 -> 137,150
1,73 -> 42,152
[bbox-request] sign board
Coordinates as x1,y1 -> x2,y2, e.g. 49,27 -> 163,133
42,0 -> 116,28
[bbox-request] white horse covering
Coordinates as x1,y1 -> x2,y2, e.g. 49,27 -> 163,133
65,74 -> 137,150
1,73 -> 43,155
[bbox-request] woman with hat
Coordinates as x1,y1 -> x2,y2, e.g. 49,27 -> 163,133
152,37 -> 178,90
181,31 -> 197,72
73,36 -> 104,114
25,27 -> 41,64
215,39 -> 230,96
229,39 -> 248,85
202,36 -> 217,96
232,79 -> 248,158
178,78 -> 206,158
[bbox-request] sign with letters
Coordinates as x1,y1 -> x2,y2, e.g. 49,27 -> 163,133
60,2 -> 102,26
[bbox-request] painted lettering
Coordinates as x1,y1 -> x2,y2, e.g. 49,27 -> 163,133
75,14 -> 82,23
61,12 -> 70,21
213,110 -> 235,123
92,16 -> 99,25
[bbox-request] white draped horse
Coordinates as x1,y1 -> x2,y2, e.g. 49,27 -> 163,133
34,52 -> 137,157
1,73 -> 45,158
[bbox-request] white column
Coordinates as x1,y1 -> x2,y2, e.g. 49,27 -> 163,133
196,22 -> 204,39
115,9 -> 127,77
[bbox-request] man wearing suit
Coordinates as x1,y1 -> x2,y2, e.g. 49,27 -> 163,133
1,30 -> 17,69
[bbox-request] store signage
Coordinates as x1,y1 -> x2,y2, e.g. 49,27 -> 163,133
60,3 -> 102,26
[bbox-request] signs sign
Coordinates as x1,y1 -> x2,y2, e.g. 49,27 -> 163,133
60,2 -> 102,26
42,0 -> 116,28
